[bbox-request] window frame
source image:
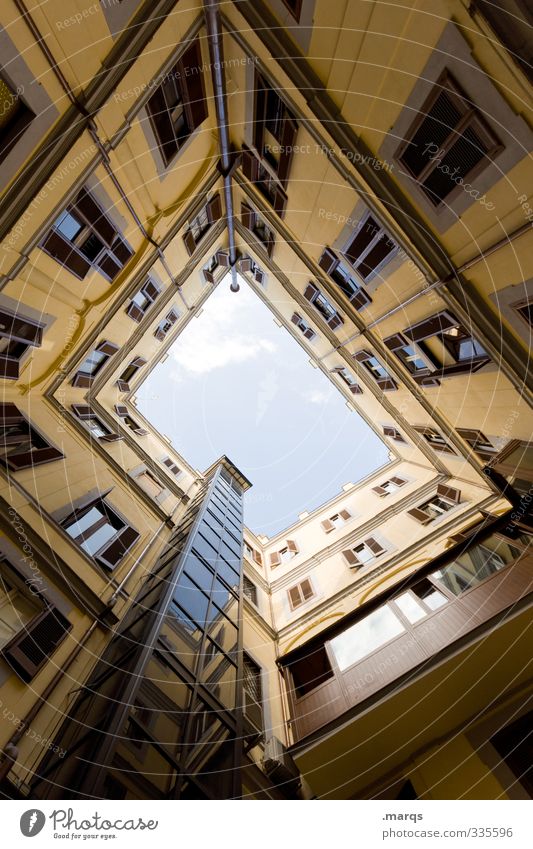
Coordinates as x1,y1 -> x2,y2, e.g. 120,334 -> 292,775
287,577 -> 315,610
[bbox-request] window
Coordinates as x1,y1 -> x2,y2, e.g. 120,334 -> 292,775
0,558 -> 71,682
291,312 -> 316,341
403,312 -> 490,379
41,187 -> 132,281
288,578 -> 315,610
62,495 -> 139,570
115,405 -> 148,436
253,74 -> 297,185
243,653 -> 263,731
395,70 -> 501,207
0,72 -> 34,160
244,542 -> 263,567
407,484 -> 461,524
490,710 -> 533,798
321,509 -> 351,533
372,476 -> 406,496
288,644 -> 333,698
342,212 -> 397,283
162,456 -> 181,477
0,403 -> 63,470
342,537 -> 385,567
203,250 -> 230,284
146,37 -> 208,166
354,350 -> 397,391
457,428 -> 497,461
71,405 -> 121,443
136,470 -> 165,500
241,146 -> 289,217
0,308 -> 43,379
269,539 -> 299,567
383,425 -> 406,442
126,278 -> 160,322
71,341 -> 118,388
319,248 -> 372,310
384,332 -> 440,387
414,426 -> 456,454
182,194 -> 222,255
154,308 -> 179,341
330,605 -> 405,671
393,578 -> 448,624
303,282 -> 344,330
116,357 -> 147,391
238,255 -> 265,286
241,203 -> 275,256
330,366 -> 362,394
243,575 -> 258,606
512,298 -> 533,329
431,533 -> 521,595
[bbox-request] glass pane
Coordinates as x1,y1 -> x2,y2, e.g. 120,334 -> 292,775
174,574 -> 209,626
431,534 -> 520,595
182,552 -> 214,594
80,522 -> 117,556
329,606 -> 405,671
394,592 -> 426,623
55,211 -> 82,241
65,506 -> 103,539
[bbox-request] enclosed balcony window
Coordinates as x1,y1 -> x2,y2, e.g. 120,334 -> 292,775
329,606 -> 405,672
431,534 -> 521,595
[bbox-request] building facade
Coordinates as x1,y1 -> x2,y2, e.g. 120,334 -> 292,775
0,0 -> 531,800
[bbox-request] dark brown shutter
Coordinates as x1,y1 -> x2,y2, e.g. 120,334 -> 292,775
373,485 -> 388,496
253,73 -> 267,153
203,268 -> 215,284
319,248 -> 338,275
96,341 -> 119,356
116,380 -> 130,392
272,184 -> 288,218
440,359 -> 489,377
74,187 -> 116,246
342,548 -> 359,566
131,356 -> 147,368
277,116 -> 297,184
115,405 -> 128,417
377,377 -> 397,391
365,537 -> 385,555
6,446 -> 64,471
0,403 -> 24,425
339,509 -> 351,520
96,253 -> 121,282
349,382 -> 362,394
288,586 -> 301,609
96,525 -> 140,571
390,476 -> 406,486
112,238 -> 132,266
126,301 -> 144,322
354,350 -> 373,363
132,427 -> 148,436
304,282 -> 318,302
40,230 -> 91,279
291,312 -> 302,326
0,353 -> 21,377
383,426 -> 404,441
286,539 -> 299,554
414,374 -> 441,387
300,578 -> 314,601
100,434 -> 123,443
0,311 -> 43,346
404,311 -> 459,343
328,312 -> 343,330
144,279 -> 160,300
217,250 -> 230,267
239,256 -> 253,273
206,193 -> 222,223
407,507 -> 432,523
154,327 -> 166,341
252,549 -> 263,567
437,483 -> 461,503
269,552 -> 282,568
241,146 -> 259,182
71,405 -> 93,420
254,267 -> 265,285
304,327 -> 316,340
183,229 -> 196,256
1,607 -> 72,683
71,373 -> 93,388
241,202 -> 254,230
321,518 -> 335,533
383,333 -> 407,351
180,37 -> 208,129
350,287 -> 372,310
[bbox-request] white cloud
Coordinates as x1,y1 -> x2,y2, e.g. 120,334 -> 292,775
169,283 -> 277,375
302,388 -> 331,405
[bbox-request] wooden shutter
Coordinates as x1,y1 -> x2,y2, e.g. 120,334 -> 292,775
71,372 -> 93,388
390,476 -> 406,486
132,427 -> 148,436
116,380 -> 130,392
300,578 -> 313,601
241,146 -> 259,182
383,426 -> 404,441
304,282 -> 319,302
163,457 -> 181,475
321,518 -> 335,533
269,551 -> 282,568
277,115 -> 297,184
180,37 -> 208,129
254,267 -> 265,285
414,374 -> 441,387
365,537 -> 385,555
350,287 -> 372,310
183,228 -> 196,256
252,549 -> 263,567
40,230 -> 91,279
1,607 -> 72,683
328,312 -> 343,330
377,376 -> 397,391
96,253 -> 121,282
407,507 -> 432,524
286,539 -> 299,554
96,525 -> 140,571
440,359 -> 489,377
354,350 -> 373,364
383,333 -> 407,351
253,73 -> 267,153
0,311 -> 43,346
239,256 -> 253,273
304,327 -> 316,341
97,341 -> 119,356
319,247 -> 338,276
339,509 -> 351,520
154,327 -> 166,341
291,312 -> 302,326
111,238 -> 132,266
74,187 -> 116,247
203,268 -> 215,284
6,445 -> 63,471
144,279 -> 160,301
0,357 -> 20,379
115,404 -> 128,417
126,301 -> 144,322
0,403 -> 25,425
206,193 -> 222,223
342,548 -> 359,566
404,311 -> 459,343
288,585 -> 302,609
100,434 -> 123,443
71,404 -> 93,419
241,202 -> 254,230
373,485 -> 388,496
217,250 -> 230,267
437,483 -> 461,503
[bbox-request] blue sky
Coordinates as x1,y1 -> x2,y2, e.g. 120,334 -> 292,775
137,277 -> 390,536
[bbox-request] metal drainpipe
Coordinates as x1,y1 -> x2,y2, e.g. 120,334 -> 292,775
204,0 -> 240,292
